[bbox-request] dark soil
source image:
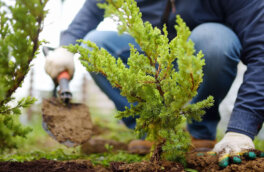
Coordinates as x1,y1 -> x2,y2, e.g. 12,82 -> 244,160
186,151 -> 264,172
0,159 -> 184,172
42,98 -> 93,147
0,159 -> 108,172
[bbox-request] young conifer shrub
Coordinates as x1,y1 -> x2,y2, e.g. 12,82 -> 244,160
68,0 -> 214,161
0,0 -> 48,153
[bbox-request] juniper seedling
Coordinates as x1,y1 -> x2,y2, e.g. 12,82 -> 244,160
67,0 -> 214,161
0,0 -> 48,153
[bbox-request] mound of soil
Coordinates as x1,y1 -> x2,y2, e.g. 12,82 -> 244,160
0,159 -> 184,172
187,151 -> 264,172
42,98 -> 93,147
0,159 -> 108,172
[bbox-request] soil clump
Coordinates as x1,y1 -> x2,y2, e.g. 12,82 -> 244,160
42,98 -> 93,146
187,151 -> 264,172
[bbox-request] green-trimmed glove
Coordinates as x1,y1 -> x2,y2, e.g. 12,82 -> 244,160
213,132 -> 264,168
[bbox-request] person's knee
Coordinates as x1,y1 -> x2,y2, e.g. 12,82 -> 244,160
190,23 -> 241,75
81,30 -> 136,61
82,30 -> 112,48
190,23 -> 241,61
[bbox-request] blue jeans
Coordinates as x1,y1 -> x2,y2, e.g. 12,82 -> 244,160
81,23 -> 241,140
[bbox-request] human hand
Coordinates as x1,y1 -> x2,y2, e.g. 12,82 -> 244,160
45,47 -> 75,80
212,132 -> 264,168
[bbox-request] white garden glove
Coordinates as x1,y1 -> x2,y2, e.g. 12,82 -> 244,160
45,47 -> 75,80
213,132 -> 256,168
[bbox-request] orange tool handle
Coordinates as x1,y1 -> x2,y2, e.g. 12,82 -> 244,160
57,71 -> 70,82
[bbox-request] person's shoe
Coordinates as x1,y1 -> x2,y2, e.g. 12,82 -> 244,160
128,140 -> 153,155
190,137 -> 216,152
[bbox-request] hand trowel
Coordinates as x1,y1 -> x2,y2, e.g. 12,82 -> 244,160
41,46 -> 93,147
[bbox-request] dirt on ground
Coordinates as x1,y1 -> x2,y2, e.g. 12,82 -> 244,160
0,159 -> 108,172
0,159 -> 184,172
110,161 -> 184,172
186,150 -> 264,172
42,98 -> 93,147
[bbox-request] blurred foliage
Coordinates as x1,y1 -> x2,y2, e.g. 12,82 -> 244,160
0,0 -> 48,153
13,113 -> 67,153
90,109 -> 137,143
254,138 -> 264,151
68,0 -> 214,162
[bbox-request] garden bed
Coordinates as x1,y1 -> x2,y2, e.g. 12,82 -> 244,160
0,159 -> 184,172
0,159 -> 106,172
2,147 -> 264,171
2,155 -> 264,172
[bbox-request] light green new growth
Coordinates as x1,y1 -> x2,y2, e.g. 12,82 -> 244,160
68,0 -> 214,161
0,0 -> 48,153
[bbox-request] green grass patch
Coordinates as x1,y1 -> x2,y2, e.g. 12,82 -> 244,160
0,149 -> 146,167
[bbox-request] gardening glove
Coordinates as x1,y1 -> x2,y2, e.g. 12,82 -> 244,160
212,132 -> 264,168
45,47 -> 75,80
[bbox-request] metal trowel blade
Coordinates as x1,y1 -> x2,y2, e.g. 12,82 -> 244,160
42,121 -> 76,147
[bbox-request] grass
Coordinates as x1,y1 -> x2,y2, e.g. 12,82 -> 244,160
0,148 -> 146,166
254,138 -> 264,151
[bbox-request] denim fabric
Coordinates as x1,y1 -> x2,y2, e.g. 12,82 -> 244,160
227,110 -> 263,140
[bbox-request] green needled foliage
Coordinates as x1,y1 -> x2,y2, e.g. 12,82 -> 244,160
0,0 -> 48,153
67,0 -> 214,161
